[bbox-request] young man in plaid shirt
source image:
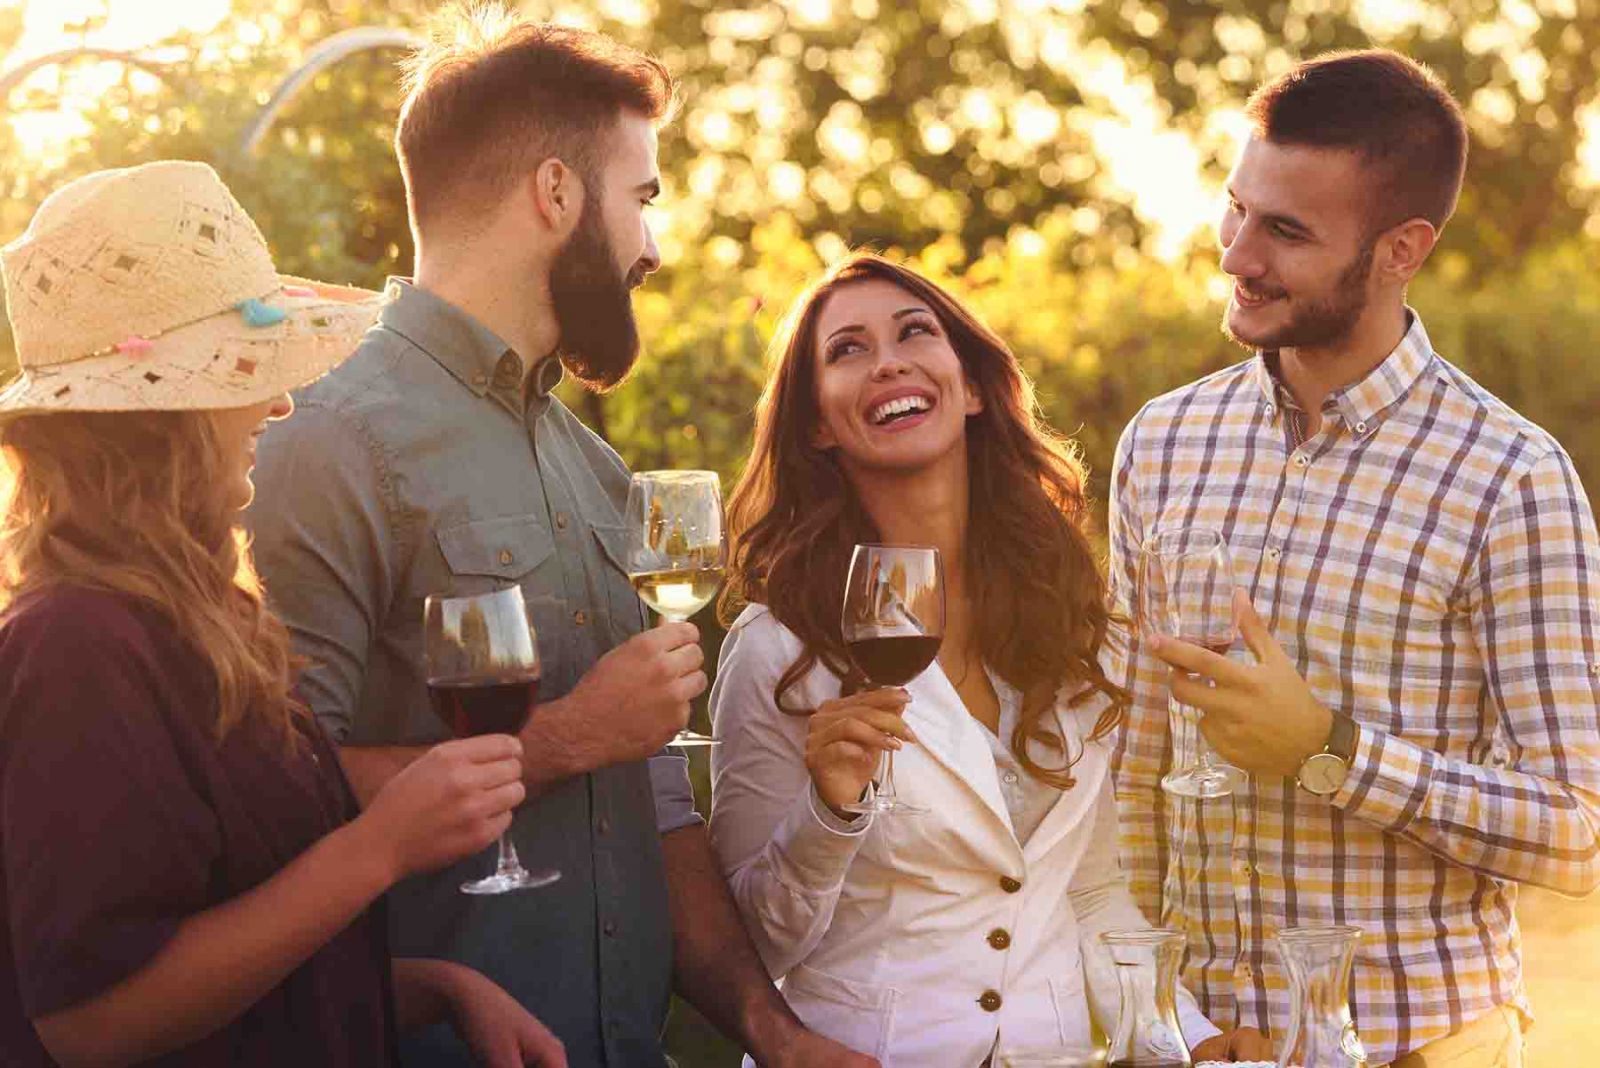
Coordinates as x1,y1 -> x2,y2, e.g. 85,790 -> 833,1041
1109,50 -> 1600,1067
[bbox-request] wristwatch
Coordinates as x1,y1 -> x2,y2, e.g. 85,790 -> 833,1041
1297,713 -> 1357,796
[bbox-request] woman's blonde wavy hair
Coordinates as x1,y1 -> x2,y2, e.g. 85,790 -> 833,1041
0,410 -> 303,744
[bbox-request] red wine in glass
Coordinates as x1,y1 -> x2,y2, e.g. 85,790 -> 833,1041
840,544 -> 944,817
429,672 -> 540,738
423,585 -> 559,894
845,634 -> 942,687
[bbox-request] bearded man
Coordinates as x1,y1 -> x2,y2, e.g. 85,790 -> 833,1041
1107,50 -> 1600,1068
246,8 -> 874,1068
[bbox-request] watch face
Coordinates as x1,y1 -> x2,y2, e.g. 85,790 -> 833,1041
1299,752 -> 1349,795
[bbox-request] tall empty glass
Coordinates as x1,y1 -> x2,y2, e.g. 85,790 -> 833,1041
1102,928 -> 1192,1068
1136,527 -> 1248,799
1276,925 -> 1368,1068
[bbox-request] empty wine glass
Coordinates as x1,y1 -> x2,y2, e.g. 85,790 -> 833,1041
1137,527 -> 1248,799
624,469 -> 725,747
840,544 -> 943,816
424,585 -> 560,894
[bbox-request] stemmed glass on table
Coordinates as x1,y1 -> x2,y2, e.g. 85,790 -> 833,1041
424,584 -> 561,895
1136,527 -> 1249,799
838,544 -> 944,817
624,469 -> 726,747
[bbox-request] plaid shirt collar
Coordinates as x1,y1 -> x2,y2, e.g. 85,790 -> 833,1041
1251,308 -> 1435,439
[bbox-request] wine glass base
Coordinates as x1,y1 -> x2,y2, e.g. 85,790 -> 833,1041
669,730 -> 720,747
841,794 -> 927,815
460,867 -> 561,895
1162,764 -> 1248,799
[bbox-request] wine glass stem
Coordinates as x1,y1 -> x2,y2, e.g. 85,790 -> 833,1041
880,747 -> 900,800
494,832 -> 524,879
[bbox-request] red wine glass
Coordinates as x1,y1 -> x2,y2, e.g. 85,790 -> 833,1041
840,544 -> 943,816
424,585 -> 560,894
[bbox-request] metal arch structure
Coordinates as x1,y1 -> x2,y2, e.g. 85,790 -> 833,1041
0,48 -> 171,106
237,26 -> 423,156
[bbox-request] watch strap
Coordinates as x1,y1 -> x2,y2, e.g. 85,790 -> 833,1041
1327,713 -> 1357,761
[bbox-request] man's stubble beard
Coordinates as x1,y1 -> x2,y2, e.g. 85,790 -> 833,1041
1223,240 -> 1375,354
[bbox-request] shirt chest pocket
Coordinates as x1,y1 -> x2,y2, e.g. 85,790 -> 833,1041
589,521 -> 648,644
434,514 -> 566,650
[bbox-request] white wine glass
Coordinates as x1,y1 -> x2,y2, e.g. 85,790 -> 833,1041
840,544 -> 943,816
624,469 -> 725,747
1137,527 -> 1249,799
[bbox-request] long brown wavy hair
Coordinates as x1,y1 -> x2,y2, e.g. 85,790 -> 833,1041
722,253 -> 1126,788
0,410 -> 304,744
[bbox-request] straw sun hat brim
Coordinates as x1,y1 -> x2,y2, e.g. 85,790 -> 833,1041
0,275 -> 381,416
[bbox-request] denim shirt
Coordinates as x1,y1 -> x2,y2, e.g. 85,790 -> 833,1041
246,279 -> 695,1066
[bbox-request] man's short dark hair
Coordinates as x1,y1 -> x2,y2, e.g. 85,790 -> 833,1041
396,3 -> 677,234
1245,49 -> 1468,231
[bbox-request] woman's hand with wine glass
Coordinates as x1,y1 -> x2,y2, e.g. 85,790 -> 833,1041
804,688 -> 917,819
350,734 -> 528,886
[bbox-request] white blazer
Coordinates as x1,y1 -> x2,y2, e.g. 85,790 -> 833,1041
709,605 -> 1216,1067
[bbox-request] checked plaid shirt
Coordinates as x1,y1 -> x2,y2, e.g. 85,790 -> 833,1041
1107,313 -> 1600,1064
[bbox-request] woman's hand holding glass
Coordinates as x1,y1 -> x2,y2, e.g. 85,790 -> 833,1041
350,734 -> 528,886
804,688 -> 918,819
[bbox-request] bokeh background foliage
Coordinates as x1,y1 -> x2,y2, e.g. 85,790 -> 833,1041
6,0 -> 1600,1064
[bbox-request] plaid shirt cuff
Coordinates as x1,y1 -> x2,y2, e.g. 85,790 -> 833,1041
1332,722 -> 1439,833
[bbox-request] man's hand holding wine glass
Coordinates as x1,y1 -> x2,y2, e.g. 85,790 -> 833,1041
523,622 -> 708,783
804,688 -> 917,820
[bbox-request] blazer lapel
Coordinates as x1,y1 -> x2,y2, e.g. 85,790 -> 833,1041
902,664 -> 1016,840
1021,709 -> 1111,867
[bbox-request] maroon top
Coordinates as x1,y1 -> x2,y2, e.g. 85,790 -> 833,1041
0,586 -> 395,1067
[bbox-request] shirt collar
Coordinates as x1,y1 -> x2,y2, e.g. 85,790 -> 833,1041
377,278 -> 565,413
1252,308 -> 1435,439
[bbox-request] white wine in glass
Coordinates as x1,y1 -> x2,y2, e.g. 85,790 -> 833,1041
624,469 -> 725,747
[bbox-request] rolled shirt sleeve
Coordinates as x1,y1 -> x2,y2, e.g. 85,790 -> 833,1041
648,748 -> 703,833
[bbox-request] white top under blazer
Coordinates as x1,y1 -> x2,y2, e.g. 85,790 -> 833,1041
709,604 -> 1218,1067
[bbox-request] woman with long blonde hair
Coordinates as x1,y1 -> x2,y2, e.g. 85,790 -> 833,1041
709,253 -> 1225,1065
0,162 -> 563,1067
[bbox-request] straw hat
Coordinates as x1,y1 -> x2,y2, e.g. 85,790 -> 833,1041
0,160 -> 382,416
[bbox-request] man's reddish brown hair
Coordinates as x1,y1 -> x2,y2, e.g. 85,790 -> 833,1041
1246,49 -> 1468,231
396,4 -> 677,234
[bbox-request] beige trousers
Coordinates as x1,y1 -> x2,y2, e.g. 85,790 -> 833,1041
1388,1005 -> 1524,1068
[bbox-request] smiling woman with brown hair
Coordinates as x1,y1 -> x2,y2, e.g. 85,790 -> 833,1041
708,252 -> 1225,1066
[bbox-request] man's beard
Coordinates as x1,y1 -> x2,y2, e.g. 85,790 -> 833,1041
1223,241 -> 1375,352
549,203 -> 648,391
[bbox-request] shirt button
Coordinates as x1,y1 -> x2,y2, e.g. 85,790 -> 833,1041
1267,546 -> 1282,561
1002,770 -> 1020,785
574,610 -> 588,626
596,815 -> 612,835
1265,403 -> 1275,417
471,371 -> 489,388
978,990 -> 1003,1012
555,511 -> 569,530
1238,963 -> 1254,980
1294,453 -> 1309,468
498,548 -> 514,566
602,919 -> 618,937
999,875 -> 1022,893
1354,421 -> 1368,434
987,928 -> 1012,950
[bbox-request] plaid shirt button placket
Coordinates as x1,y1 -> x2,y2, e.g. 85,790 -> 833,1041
1107,312 -> 1600,1065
